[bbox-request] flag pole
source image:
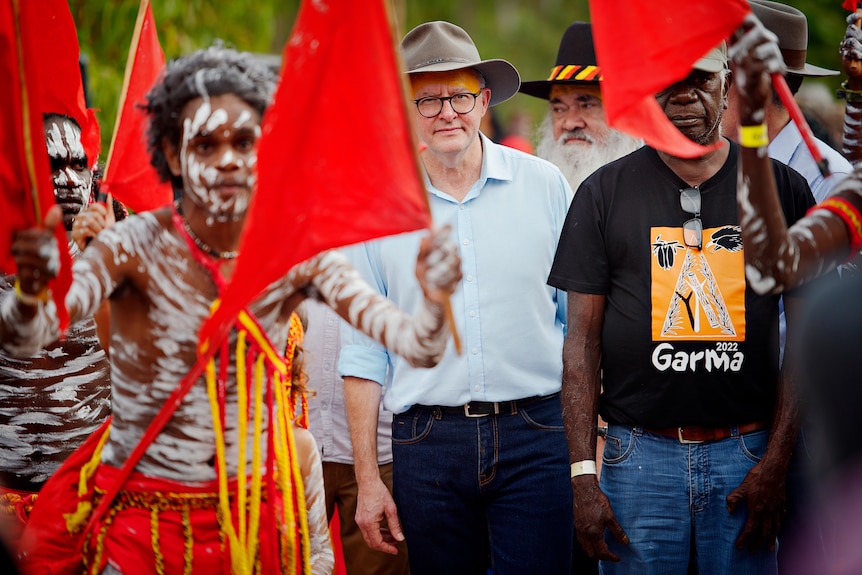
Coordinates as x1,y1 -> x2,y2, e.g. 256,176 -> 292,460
11,0 -> 43,226
103,0 -> 150,181
384,0 -> 463,355
771,72 -> 831,178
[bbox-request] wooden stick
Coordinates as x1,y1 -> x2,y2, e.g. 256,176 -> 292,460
772,72 -> 831,177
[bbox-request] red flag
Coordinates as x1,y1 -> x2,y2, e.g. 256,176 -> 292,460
844,1 -> 858,12
589,0 -> 750,158
102,0 -> 171,213
198,0 -> 431,348
23,0 -> 100,165
0,0 -> 74,330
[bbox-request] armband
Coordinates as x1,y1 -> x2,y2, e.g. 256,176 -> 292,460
837,81 -> 862,103
14,279 -> 51,307
810,196 -> 862,257
739,123 -> 769,149
570,460 -> 597,478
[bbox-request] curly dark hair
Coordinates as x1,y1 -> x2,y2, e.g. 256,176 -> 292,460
144,44 -> 277,191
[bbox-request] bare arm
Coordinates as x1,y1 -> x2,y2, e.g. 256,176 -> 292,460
343,375 -> 404,555
731,15 -> 856,294
303,227 -> 461,368
840,13 -> 862,166
564,291 -> 627,561
294,427 -> 336,574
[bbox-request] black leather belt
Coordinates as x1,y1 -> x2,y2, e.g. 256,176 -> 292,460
424,392 -> 559,418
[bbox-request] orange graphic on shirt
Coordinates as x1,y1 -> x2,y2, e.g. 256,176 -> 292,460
650,225 -> 746,341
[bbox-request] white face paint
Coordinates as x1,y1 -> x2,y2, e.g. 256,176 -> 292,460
177,90 -> 262,222
44,118 -> 93,231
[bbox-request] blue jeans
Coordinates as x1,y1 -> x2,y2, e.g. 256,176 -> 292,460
599,425 -> 777,575
391,394 -> 573,575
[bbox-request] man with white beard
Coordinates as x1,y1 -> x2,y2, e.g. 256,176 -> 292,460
519,23 -> 640,574
520,22 -> 641,192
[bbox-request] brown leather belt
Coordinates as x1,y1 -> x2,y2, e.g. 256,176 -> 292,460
644,421 -> 769,444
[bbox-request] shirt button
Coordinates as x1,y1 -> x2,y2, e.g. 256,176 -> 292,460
459,204 -> 465,210
471,347 -> 478,355
462,238 -> 470,246
474,385 -> 481,391
466,275 -> 473,282
469,311 -> 476,318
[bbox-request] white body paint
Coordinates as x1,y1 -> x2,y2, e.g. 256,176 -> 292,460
1,212 -> 452,483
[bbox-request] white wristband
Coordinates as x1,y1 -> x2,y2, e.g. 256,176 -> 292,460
570,460 -> 597,478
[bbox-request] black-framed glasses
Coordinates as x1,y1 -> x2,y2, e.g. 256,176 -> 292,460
414,92 -> 480,118
680,187 -> 702,250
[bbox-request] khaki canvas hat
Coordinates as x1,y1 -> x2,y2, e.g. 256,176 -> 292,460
401,21 -> 521,106
750,0 -> 839,77
693,42 -> 728,73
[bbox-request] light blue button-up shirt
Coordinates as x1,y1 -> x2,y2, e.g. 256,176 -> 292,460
770,121 -> 851,202
338,135 -> 573,414
302,299 -> 393,465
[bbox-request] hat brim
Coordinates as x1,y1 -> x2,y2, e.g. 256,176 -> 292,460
407,58 -> 521,106
518,78 -> 600,100
787,63 -> 840,77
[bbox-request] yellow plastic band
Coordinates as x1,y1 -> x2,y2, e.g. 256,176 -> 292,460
739,123 -> 769,149
14,278 -> 51,306
570,460 -> 597,478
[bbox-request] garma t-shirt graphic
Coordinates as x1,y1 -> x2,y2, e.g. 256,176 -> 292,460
650,224 -> 745,341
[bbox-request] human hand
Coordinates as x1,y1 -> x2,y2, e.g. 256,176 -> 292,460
72,193 -> 117,252
729,14 -> 785,124
841,13 -> 862,85
726,459 -> 785,552
415,225 -> 461,306
355,477 -> 405,555
11,205 -> 63,303
571,476 -> 628,562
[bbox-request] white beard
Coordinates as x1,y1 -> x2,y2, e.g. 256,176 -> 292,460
535,113 -> 642,192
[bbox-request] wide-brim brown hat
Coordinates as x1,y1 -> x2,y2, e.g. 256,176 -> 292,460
750,0 -> 839,77
401,21 -> 521,107
519,22 -> 601,100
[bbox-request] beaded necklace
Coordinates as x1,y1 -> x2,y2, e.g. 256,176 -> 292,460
173,201 -> 239,260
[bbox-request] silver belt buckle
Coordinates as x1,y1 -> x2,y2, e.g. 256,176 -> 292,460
463,402 -> 498,418
678,427 -> 705,444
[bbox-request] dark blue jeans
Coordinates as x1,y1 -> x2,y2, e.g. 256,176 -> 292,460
391,394 -> 573,575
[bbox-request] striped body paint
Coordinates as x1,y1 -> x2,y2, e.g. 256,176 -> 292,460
2,210 -> 455,482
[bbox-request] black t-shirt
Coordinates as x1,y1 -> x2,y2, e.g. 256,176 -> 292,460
548,141 -> 814,428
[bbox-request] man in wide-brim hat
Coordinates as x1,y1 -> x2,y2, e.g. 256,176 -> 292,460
722,0 -> 851,203
520,22 -> 641,192
341,19 -> 578,575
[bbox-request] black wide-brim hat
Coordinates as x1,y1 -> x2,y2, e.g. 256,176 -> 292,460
519,22 -> 601,100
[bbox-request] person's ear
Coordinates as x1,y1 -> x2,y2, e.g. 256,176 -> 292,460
723,69 -> 734,108
163,138 -> 182,177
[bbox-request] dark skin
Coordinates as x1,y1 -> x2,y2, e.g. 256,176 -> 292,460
730,15 -> 857,292
567,28 -> 799,560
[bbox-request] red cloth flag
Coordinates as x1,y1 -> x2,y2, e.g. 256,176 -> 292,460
0,0 -> 74,329
198,0 -> 431,348
589,0 -> 750,158
101,0 -> 172,213
23,0 -> 100,165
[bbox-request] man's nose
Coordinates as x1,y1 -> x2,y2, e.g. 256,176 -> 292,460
562,107 -> 587,131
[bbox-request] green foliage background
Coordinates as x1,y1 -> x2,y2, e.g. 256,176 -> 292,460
70,0 -> 851,158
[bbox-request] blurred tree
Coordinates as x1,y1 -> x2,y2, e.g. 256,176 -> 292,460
69,0 -> 852,162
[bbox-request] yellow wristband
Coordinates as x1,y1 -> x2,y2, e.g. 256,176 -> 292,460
14,278 -> 51,307
739,124 -> 768,149
570,460 -> 597,478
